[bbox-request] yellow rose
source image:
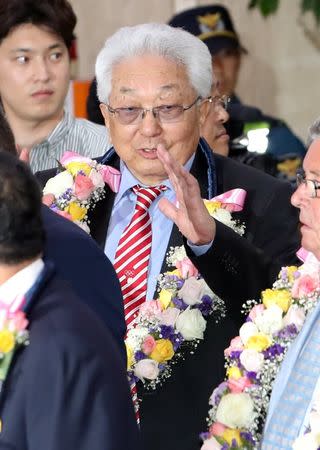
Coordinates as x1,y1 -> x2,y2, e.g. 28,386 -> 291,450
158,289 -> 172,310
227,366 -> 242,380
0,330 -> 15,353
150,339 -> 174,363
65,202 -> 87,221
203,200 -> 221,215
222,428 -> 242,446
126,344 -> 134,370
262,288 -> 291,312
245,333 -> 271,351
65,162 -> 91,176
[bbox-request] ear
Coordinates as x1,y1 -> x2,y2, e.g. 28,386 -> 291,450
198,99 -> 211,127
99,104 -> 110,130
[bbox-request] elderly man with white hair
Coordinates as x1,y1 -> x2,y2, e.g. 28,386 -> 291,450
39,22 -> 300,450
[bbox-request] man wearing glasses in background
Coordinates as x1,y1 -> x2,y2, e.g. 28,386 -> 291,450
42,23 -> 300,450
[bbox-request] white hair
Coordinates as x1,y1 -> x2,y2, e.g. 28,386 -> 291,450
95,23 -> 213,104
307,117 -> 320,147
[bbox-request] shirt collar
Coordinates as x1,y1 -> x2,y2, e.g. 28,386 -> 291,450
114,153 -> 195,206
0,259 -> 44,308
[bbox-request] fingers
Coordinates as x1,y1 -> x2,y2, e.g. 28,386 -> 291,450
18,148 -> 30,163
158,197 -> 179,222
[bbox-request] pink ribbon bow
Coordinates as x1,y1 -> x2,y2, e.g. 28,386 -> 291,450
209,188 -> 247,212
99,165 -> 121,193
296,247 -> 320,266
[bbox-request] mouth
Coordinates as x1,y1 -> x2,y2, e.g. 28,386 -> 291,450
216,129 -> 229,142
137,147 -> 159,159
31,90 -> 54,98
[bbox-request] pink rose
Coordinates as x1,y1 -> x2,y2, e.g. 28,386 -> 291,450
248,304 -> 265,321
74,174 -> 95,201
142,335 -> 156,355
227,376 -> 252,393
283,305 -> 306,331
139,300 -> 162,319
159,307 -> 180,326
201,437 -> 222,450
10,311 -> 28,331
224,336 -> 244,357
209,422 -> 226,437
176,257 -> 199,279
134,359 -> 159,381
292,274 -> 318,298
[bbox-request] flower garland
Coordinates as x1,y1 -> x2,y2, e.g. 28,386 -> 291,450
200,259 -> 320,450
43,151 -> 120,233
125,200 -> 245,390
0,302 -> 29,387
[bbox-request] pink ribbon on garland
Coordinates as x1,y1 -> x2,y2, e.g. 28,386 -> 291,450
207,188 -> 247,212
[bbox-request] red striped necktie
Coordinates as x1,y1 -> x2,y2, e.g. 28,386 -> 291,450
114,184 -> 166,328
114,184 -> 166,423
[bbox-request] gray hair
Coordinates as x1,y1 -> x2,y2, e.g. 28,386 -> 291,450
95,23 -> 213,104
307,117 -> 320,147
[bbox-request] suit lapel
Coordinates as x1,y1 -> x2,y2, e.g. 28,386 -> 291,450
88,187 -> 115,249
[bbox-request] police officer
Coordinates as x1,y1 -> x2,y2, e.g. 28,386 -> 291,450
168,4 -> 305,180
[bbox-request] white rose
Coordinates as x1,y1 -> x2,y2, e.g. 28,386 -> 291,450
175,308 -> 206,341
201,437 -> 222,450
126,326 -> 149,349
239,348 -> 264,372
254,304 -> 283,335
239,322 -> 258,345
43,170 -> 74,197
216,393 -> 255,428
212,208 -> 233,226
89,169 -> 105,189
178,277 -> 204,305
292,432 -> 320,450
283,305 -> 306,331
134,359 -> 159,381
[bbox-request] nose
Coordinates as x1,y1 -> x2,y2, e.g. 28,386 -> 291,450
138,110 -> 162,137
34,57 -> 50,82
291,183 -> 306,208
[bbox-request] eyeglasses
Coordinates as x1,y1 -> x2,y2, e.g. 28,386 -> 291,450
208,95 -> 230,111
106,96 -> 202,125
296,170 -> 320,198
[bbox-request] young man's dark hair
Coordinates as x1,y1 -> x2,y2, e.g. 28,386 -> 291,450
0,112 -> 16,154
0,0 -> 76,49
0,152 -> 44,264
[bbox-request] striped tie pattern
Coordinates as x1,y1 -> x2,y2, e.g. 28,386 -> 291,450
114,184 -> 166,422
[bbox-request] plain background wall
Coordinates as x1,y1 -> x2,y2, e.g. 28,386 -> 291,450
69,0 -> 320,143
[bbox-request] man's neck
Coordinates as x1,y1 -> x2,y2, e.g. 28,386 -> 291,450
7,112 -> 64,152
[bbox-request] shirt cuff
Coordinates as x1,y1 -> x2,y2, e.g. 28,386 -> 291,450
187,240 -> 213,256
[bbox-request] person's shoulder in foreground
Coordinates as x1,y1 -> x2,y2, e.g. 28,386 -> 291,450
0,262 -> 140,450
41,205 -> 126,361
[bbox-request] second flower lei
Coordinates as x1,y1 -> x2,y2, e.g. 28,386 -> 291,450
200,256 -> 320,450
125,196 -> 246,390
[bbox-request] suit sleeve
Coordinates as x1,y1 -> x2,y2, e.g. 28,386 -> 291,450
26,330 -> 140,450
187,180 -> 300,321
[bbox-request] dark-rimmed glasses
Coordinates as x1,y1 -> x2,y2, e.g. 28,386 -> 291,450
296,170 -> 320,198
106,96 -> 202,125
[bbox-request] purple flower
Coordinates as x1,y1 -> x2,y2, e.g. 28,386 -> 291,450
209,381 -> 228,406
276,323 -> 298,339
229,350 -> 242,360
263,344 -> 285,359
197,295 -> 213,316
160,325 -> 175,339
199,432 -> 211,442
240,431 -> 255,445
173,332 -> 183,351
172,297 -> 188,310
134,350 -> 146,362
246,371 -> 258,381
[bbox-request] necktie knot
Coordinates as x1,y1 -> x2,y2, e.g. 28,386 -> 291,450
132,184 -> 167,210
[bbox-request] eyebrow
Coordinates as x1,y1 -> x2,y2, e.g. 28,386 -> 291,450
118,83 -> 180,95
10,43 -> 64,54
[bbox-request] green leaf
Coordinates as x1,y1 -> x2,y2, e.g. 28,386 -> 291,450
247,0 -> 280,16
301,0 -> 320,24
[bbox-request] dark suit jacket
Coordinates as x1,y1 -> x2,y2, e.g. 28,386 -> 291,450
0,263 -> 140,450
37,140 -> 300,450
41,206 -> 126,362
